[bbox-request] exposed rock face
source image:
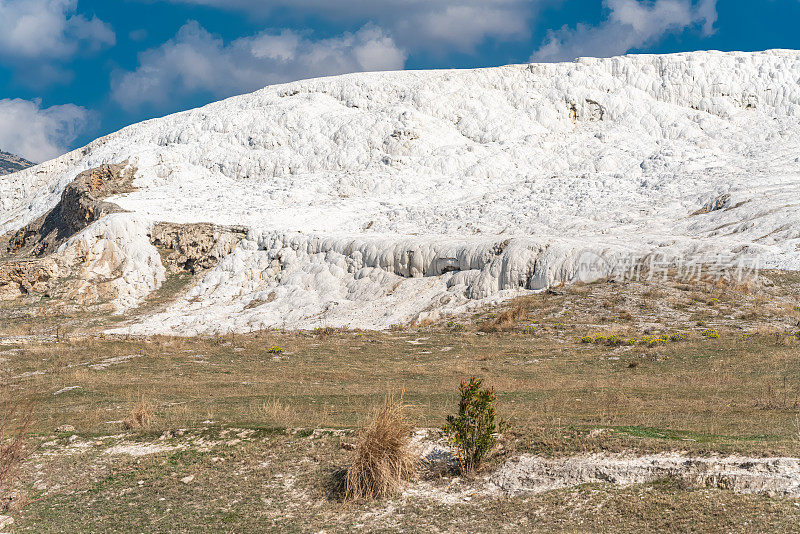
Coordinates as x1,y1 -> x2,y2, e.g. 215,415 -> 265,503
0,258 -> 59,300
0,150 -> 34,176
6,163 -> 134,257
151,222 -> 247,274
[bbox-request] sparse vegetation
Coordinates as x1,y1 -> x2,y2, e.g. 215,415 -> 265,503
344,398 -> 416,501
0,387 -> 31,512
582,332 -> 690,347
267,346 -> 284,354
310,326 -> 338,338
446,321 -> 466,332
640,334 -> 668,347
2,272 -> 800,530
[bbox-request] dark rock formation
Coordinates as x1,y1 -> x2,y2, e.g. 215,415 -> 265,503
0,151 -> 35,176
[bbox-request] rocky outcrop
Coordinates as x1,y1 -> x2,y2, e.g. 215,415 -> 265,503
0,150 -> 34,176
0,259 -> 59,300
5,163 -> 134,257
151,222 -> 247,274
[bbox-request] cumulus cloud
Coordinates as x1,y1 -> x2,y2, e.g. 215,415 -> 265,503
0,0 -> 115,60
111,22 -> 407,110
158,0 -> 538,52
532,0 -> 717,62
0,98 -> 94,162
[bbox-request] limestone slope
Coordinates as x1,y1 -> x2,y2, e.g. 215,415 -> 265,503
2,50 -> 799,333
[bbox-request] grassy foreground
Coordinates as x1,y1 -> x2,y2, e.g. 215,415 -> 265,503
2,273 -> 800,531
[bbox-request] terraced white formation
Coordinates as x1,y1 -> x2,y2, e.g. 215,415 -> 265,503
2,50 -> 799,333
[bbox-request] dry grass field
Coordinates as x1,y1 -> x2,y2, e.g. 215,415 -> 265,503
2,271 -> 800,531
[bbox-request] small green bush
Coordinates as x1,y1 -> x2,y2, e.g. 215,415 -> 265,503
267,346 -> 284,354
442,377 -> 508,474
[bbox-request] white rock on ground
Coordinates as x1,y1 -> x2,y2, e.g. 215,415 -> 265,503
490,453 -> 800,497
1,50 -> 800,332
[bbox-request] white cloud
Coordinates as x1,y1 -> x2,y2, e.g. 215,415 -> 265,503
111,21 -> 407,110
157,0 -> 539,52
129,29 -> 149,42
395,3 -> 531,52
532,0 -> 717,62
0,98 -> 93,162
0,0 -> 115,60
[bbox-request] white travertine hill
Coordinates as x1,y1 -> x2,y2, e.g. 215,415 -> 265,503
2,49 -> 799,333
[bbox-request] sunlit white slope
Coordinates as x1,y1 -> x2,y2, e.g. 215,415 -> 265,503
2,50 -> 799,333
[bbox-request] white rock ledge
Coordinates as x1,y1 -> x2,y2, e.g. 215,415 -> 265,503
491,453 -> 800,498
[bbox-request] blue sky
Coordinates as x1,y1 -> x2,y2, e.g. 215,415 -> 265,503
1,0 -> 799,162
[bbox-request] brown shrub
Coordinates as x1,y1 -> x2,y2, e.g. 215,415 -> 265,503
344,399 -> 416,501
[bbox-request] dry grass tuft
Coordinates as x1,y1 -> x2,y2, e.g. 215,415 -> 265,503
257,397 -> 295,428
124,394 -> 154,430
0,388 -> 32,511
344,398 -> 416,501
480,300 -> 529,332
